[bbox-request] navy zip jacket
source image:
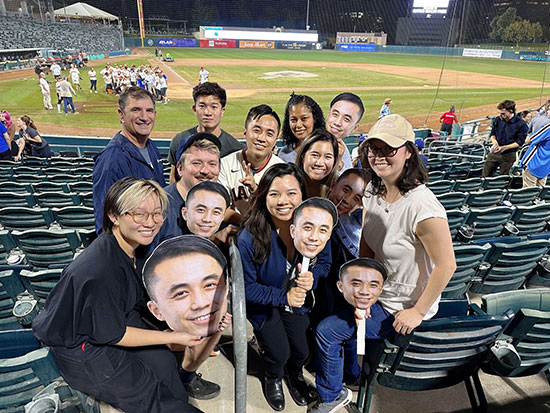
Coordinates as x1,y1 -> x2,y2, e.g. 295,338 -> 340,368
93,132 -> 166,233
237,228 -> 331,331
490,114 -> 528,153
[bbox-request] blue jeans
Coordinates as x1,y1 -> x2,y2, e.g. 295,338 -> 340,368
315,303 -> 394,403
63,97 -> 75,114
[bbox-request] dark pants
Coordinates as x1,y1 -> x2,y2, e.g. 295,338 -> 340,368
62,97 -> 75,114
90,79 -> 97,91
0,149 -> 10,160
440,122 -> 453,134
482,151 -> 517,177
52,343 -> 201,413
254,308 -> 310,379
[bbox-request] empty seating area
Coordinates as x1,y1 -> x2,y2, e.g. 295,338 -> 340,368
0,15 -> 122,53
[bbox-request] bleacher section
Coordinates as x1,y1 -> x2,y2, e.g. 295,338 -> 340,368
0,15 -> 122,53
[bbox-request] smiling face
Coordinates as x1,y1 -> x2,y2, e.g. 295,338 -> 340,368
290,206 -> 334,259
110,193 -> 163,255
177,146 -> 220,194
244,114 -> 279,160
366,138 -> 411,185
303,141 -> 335,182
329,174 -> 366,215
266,175 -> 303,224
326,100 -> 361,140
183,189 -> 227,238
147,254 -> 227,338
337,265 -> 384,310
118,96 -> 156,143
289,103 -> 315,142
193,95 -> 225,132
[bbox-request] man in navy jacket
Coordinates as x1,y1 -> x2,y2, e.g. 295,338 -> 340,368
93,87 -> 166,233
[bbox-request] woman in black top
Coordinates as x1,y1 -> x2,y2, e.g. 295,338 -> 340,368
15,115 -> 52,160
33,177 -> 202,413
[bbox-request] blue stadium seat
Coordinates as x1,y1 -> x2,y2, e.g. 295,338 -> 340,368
453,177 -> 483,193
443,243 -> 490,298
428,171 -> 445,181
446,209 -> 470,239
44,167 -> 74,176
466,189 -> 506,208
464,206 -> 515,240
13,166 -> 43,176
48,174 -> 81,183
436,192 -> 468,210
68,182 -> 93,193
79,192 -> 93,208
52,206 -> 95,230
0,207 -> 55,231
19,268 -> 64,305
31,182 -> 70,194
0,192 -> 36,208
12,174 -> 46,184
482,176 -> 510,190
470,238 -> 550,294
426,179 -> 455,195
538,186 -> 550,202
510,203 -> 550,236
0,182 -> 32,193
34,192 -> 81,208
506,187 -> 542,205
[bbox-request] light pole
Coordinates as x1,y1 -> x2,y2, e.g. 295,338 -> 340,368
306,0 -> 310,30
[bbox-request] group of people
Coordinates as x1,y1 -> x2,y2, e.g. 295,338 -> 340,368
0,110 -> 51,160
32,82 -> 459,413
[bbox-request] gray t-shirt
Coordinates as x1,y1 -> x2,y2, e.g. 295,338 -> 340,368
138,146 -> 152,166
168,126 -> 243,165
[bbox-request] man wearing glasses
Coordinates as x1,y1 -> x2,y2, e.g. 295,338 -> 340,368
482,100 -> 528,177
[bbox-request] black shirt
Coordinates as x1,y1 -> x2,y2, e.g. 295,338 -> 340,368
33,233 -> 148,349
490,114 -> 528,153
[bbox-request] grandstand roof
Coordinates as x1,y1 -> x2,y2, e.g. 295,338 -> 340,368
54,2 -> 118,21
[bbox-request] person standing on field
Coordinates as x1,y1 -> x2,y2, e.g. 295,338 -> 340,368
39,73 -> 53,110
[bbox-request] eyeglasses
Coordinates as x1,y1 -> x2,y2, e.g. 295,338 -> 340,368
125,210 -> 165,224
366,144 -> 402,158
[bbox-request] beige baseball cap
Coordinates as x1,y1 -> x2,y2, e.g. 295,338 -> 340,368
366,114 -> 415,148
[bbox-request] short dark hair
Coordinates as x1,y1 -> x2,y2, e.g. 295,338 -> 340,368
186,181 -> 231,209
293,197 -> 338,227
119,86 -> 155,112
192,82 -> 227,108
142,235 -> 227,300
519,110 -> 531,120
497,100 -> 516,113
339,258 -> 388,281
281,93 -> 325,147
337,167 -> 370,184
245,104 -> 281,134
330,92 -> 365,120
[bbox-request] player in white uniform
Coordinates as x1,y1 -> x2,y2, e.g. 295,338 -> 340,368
69,65 -> 82,90
199,67 -> 209,84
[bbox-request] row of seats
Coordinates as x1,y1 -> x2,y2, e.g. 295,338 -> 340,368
0,156 -> 94,168
0,205 -> 94,231
0,181 -> 92,195
0,173 -> 92,184
436,187 -> 549,210
0,192 -> 93,210
428,175 -> 542,194
447,203 -> 550,240
0,166 -> 93,178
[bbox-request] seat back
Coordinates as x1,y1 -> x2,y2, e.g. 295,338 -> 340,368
0,192 -> 36,208
465,189 -> 506,208
482,176 -> 510,190
510,203 -> 550,236
0,207 -> 54,231
453,177 -> 483,193
465,206 -> 515,240
19,268 -> 64,304
52,206 -> 95,230
34,192 -> 81,208
443,243 -> 490,298
426,180 -> 455,195
436,192 -> 468,210
507,187 -> 542,205
446,209 -> 470,238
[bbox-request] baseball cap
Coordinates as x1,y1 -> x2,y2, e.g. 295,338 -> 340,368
384,98 -> 392,104
366,114 -> 415,148
358,135 -> 366,143
176,132 -> 221,162
415,138 -> 425,150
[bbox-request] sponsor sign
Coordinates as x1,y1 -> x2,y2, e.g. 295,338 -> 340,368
260,71 -> 317,79
278,41 -> 311,50
158,38 -> 196,48
199,39 -> 237,48
239,40 -> 275,49
338,43 -> 376,52
462,48 -> 502,59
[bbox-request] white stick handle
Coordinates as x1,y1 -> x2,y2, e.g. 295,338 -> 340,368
301,256 -> 310,273
356,309 -> 366,355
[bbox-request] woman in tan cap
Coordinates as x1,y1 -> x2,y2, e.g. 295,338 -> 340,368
359,114 -> 456,335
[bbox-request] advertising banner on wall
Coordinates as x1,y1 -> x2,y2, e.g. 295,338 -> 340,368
338,43 -> 376,52
277,41 -> 311,50
239,40 -> 275,49
158,38 -> 197,47
462,48 -> 502,59
199,39 -> 237,48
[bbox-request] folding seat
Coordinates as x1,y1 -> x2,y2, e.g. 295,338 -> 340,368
31,182 -> 69,194
465,189 -> 506,208
22,156 -> 50,168
72,167 -> 93,175
469,238 -> 550,294
464,206 -> 515,240
34,192 -> 80,208
48,173 -> 81,183
427,170 -> 445,181
12,174 -> 46,184
435,192 -> 468,210
453,177 -> 482,193
79,192 -> 93,208
426,179 -> 455,195
0,182 -> 32,193
52,206 -> 94,230
510,203 -> 550,236
43,167 -> 73,176
477,289 -> 550,379
68,181 -> 93,193
442,243 -> 490,298
11,229 -> 83,269
481,175 -> 510,190
356,300 -> 510,413
0,207 -> 54,231
446,209 -> 470,239
0,192 -> 36,208
506,186 -> 542,205
537,186 -> 550,202
19,268 -> 64,305
13,166 -> 43,176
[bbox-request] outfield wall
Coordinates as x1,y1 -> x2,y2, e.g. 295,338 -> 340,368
124,37 -> 317,50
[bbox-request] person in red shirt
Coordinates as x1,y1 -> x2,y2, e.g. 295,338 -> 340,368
440,105 -> 461,135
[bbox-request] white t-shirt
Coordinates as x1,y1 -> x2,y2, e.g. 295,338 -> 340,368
362,183 -> 447,319
218,150 -> 284,215
88,70 -> 97,81
199,69 -> 209,83
39,77 -> 50,93
51,63 -> 61,76
70,68 -> 80,83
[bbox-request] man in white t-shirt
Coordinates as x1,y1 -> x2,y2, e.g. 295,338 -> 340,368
50,62 -> 61,79
69,64 -> 82,90
39,73 -> 53,110
218,104 -> 284,218
199,67 -> 209,84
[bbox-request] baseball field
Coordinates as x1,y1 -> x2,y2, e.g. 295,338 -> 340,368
0,47 -> 548,138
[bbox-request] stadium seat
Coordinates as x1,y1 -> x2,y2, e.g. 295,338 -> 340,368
72,167 -> 93,175
453,177 -> 483,193
446,209 -> 470,238
22,157 -> 49,168
52,206 -> 95,230
506,187 -> 542,205
465,189 -> 506,208
478,289 -> 550,379
11,229 -> 83,269
482,176 -> 510,190
442,243 -> 490,298
13,173 -> 46,184
44,167 -> 74,176
464,206 -> 515,240
0,291 -> 20,330
0,192 -> 36,208
31,182 -> 70,194
427,171 -> 445,181
0,182 -> 32,193
79,192 -> 93,207
34,192 -> 81,208
0,207 -> 55,231
469,238 -> 550,294
0,269 -> 26,301
436,192 -> 468,210
19,268 -> 64,305
356,300 -> 510,413
537,186 -> 550,202
426,179 -> 455,195
509,203 -> 550,236
13,166 -> 43,176
48,174 -> 81,183
445,163 -> 472,180
68,182 -> 93,193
